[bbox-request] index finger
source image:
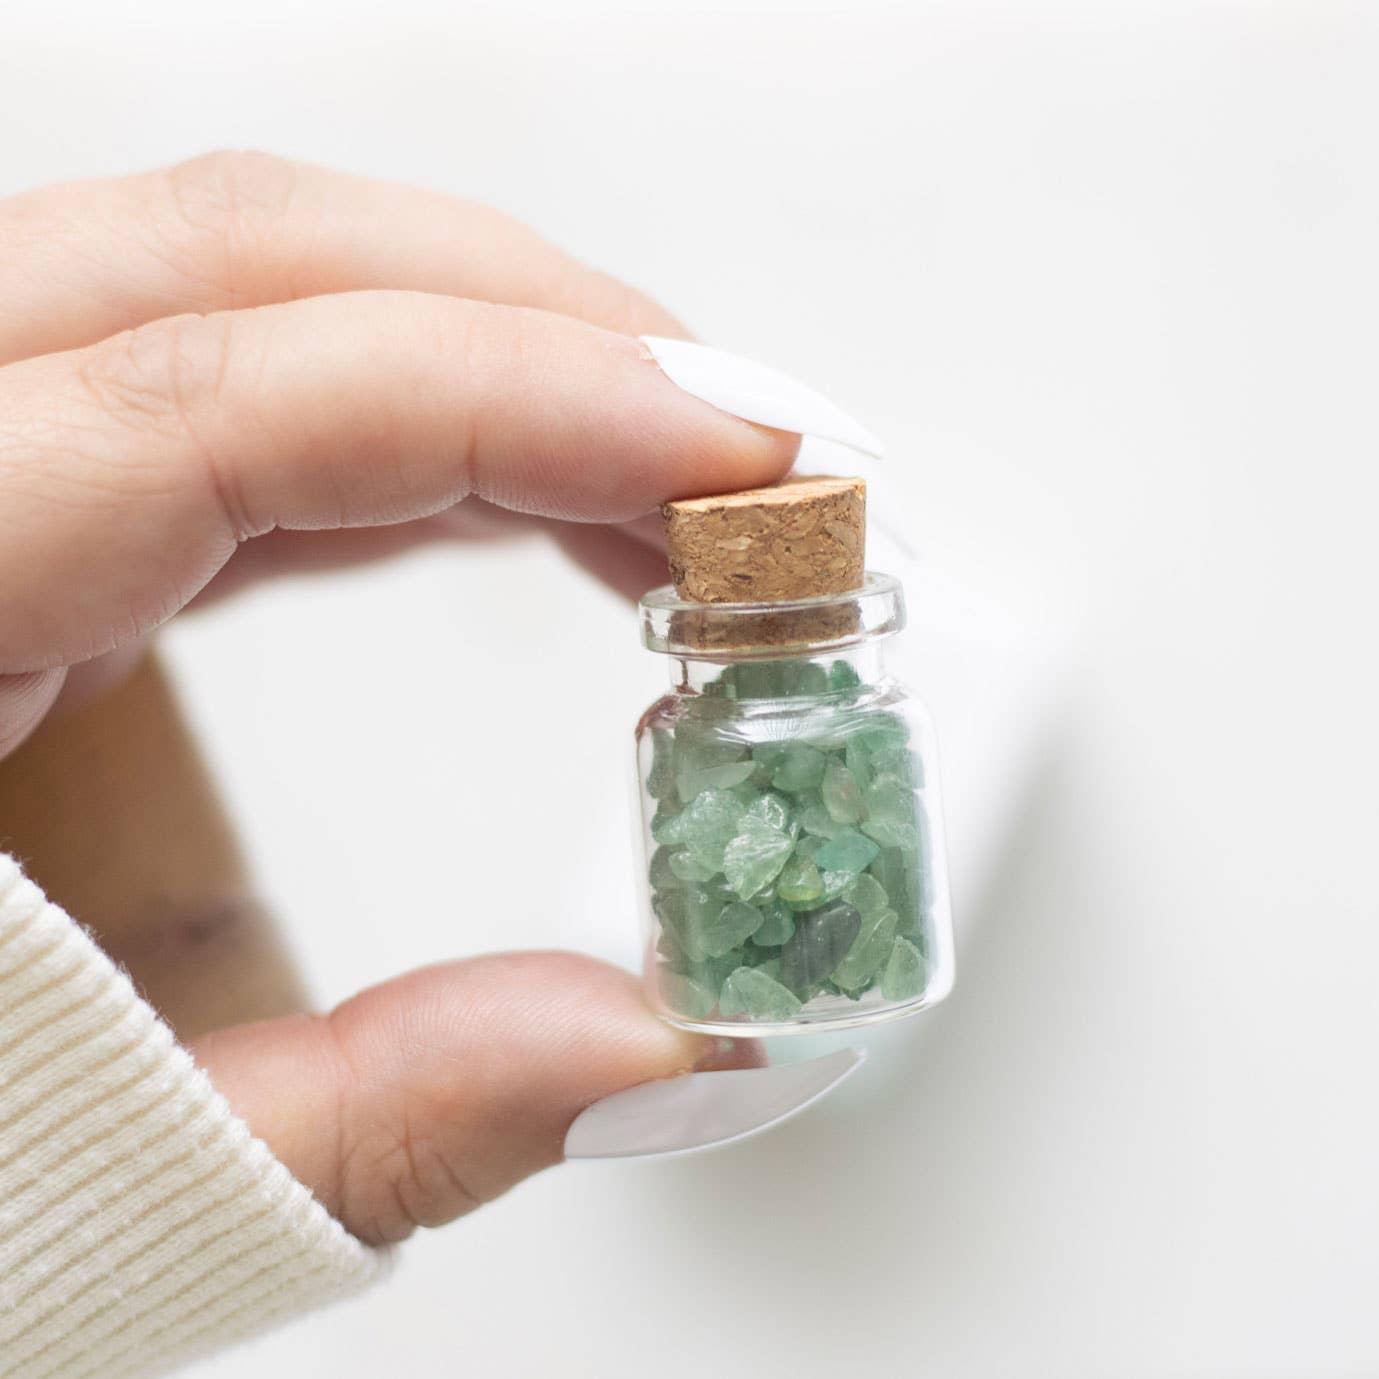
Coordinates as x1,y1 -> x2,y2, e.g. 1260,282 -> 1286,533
0,151 -> 687,365
0,290 -> 797,673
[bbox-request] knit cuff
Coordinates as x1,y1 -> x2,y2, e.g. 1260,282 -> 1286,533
0,854 -> 383,1379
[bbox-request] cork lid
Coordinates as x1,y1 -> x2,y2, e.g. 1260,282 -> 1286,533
648,476 -> 894,657
661,476 -> 866,604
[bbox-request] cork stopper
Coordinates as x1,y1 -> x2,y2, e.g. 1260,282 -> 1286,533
657,476 -> 866,653
662,476 -> 866,604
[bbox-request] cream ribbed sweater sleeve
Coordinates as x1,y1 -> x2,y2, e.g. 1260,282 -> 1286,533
0,854 -> 383,1378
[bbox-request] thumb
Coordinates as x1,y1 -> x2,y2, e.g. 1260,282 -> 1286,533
190,952 -> 759,1245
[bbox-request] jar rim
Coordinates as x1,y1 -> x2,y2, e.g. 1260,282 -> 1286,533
639,571 -> 905,659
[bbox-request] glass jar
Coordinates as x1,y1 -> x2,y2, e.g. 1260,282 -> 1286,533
633,573 -> 954,1035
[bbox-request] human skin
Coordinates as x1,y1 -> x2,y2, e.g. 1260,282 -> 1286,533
0,152 -> 790,1244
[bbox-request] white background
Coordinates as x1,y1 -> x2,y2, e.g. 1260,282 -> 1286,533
5,1 -> 1379,1374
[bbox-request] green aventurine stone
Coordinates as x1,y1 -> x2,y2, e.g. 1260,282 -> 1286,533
832,908 -> 898,993
879,936 -> 925,1001
861,817 -> 920,851
722,818 -> 794,899
659,970 -> 718,1019
699,899 -> 766,958
719,967 -> 803,1021
828,659 -> 861,691
776,856 -> 823,905
817,869 -> 855,905
744,791 -> 792,833
868,847 -> 923,940
771,744 -> 828,793
649,846 -> 681,892
666,788 -> 745,862
782,661 -> 829,697
647,730 -> 676,801
860,779 -> 920,851
869,744 -> 924,789
858,715 -> 910,754
677,759 -> 756,802
821,758 -> 865,824
779,900 -> 862,998
814,829 -> 881,873
751,742 -> 789,772
847,872 -> 889,918
844,736 -> 872,792
668,849 -> 720,883
751,898 -> 795,946
798,797 -> 849,839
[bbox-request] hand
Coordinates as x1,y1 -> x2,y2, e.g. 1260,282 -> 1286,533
0,152 -> 792,1242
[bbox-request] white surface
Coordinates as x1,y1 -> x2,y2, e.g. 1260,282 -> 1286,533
4,2 -> 1378,1375
565,1049 -> 866,1159
640,336 -> 886,456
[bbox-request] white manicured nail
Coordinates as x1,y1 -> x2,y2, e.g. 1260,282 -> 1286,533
564,1047 -> 865,1160
641,337 -> 885,459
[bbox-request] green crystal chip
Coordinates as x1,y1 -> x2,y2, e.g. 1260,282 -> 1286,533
846,872 -> 889,918
722,817 -> 794,899
744,791 -> 792,833
776,856 -> 823,905
677,759 -> 757,802
779,900 -> 862,998
659,971 -> 718,1019
821,758 -> 866,824
828,659 -> 861,690
647,729 -> 677,801
844,736 -> 872,792
719,966 -> 803,1021
861,817 -> 920,851
832,908 -> 899,993
668,849 -> 720,883
879,936 -> 925,1001
798,797 -> 848,839
814,829 -> 881,873
771,744 -> 828,793
699,899 -> 766,958
751,898 -> 795,946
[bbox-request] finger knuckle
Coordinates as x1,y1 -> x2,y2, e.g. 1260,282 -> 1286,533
157,150 -> 305,300
76,312 -> 234,433
75,311 -> 251,538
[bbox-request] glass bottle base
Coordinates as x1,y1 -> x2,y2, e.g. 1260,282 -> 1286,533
654,987 -> 947,1039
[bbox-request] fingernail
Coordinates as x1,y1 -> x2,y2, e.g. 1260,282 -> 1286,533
563,1047 -> 865,1160
640,337 -> 885,459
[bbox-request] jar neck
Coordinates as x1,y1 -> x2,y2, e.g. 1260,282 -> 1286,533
671,642 -> 889,697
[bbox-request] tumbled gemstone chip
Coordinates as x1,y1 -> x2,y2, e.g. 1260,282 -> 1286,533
659,971 -> 718,1019
821,759 -> 866,824
719,967 -> 804,1021
879,936 -> 925,1001
722,817 -> 794,899
668,850 -> 720,883
814,829 -> 881,873
775,856 -> 824,905
779,900 -> 862,998
847,872 -> 889,919
771,744 -> 828,793
751,898 -> 796,946
744,791 -> 792,832
699,899 -> 766,958
832,908 -> 898,993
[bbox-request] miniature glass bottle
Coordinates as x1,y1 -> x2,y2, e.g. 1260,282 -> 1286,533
633,572 -> 955,1035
